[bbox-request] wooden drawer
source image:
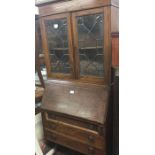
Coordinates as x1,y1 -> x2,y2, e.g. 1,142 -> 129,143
44,111 -> 100,132
45,129 -> 105,155
43,112 -> 105,149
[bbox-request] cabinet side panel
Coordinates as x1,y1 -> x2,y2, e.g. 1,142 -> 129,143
104,7 -> 112,85
112,33 -> 119,67
111,6 -> 119,33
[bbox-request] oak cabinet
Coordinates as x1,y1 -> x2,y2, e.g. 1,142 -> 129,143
36,0 -> 119,154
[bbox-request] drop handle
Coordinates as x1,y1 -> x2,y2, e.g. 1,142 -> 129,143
49,123 -> 57,130
89,124 -> 94,130
88,135 -> 95,143
52,124 -> 57,129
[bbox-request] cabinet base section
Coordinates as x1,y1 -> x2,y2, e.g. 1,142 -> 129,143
45,130 -> 105,155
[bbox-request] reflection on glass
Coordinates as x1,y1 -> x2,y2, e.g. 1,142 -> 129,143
45,18 -> 71,74
35,72 -> 41,85
76,13 -> 104,77
40,65 -> 47,81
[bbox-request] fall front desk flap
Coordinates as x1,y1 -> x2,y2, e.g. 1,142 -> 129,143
41,80 -> 110,125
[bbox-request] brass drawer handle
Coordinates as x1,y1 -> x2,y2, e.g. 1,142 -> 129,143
89,124 -> 95,130
48,123 -> 57,130
88,146 -> 95,154
88,135 -> 95,143
50,114 -> 56,119
50,134 -> 57,141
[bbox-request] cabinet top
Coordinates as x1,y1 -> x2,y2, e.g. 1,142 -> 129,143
35,0 -> 67,6
41,80 -> 110,125
36,0 -> 119,16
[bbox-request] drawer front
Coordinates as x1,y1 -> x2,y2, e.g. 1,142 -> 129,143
45,112 -> 99,131
45,129 -> 105,155
45,112 -> 98,131
43,112 -> 105,149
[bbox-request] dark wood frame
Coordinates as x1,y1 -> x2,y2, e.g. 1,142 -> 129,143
40,13 -> 75,79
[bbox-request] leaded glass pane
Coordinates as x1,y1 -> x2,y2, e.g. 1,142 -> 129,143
76,13 -> 104,77
44,18 -> 71,74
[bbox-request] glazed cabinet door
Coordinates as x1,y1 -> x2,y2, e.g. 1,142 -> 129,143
40,14 -> 74,79
72,8 -> 109,84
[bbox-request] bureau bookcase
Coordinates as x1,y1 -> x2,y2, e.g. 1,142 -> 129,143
36,0 -> 119,154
